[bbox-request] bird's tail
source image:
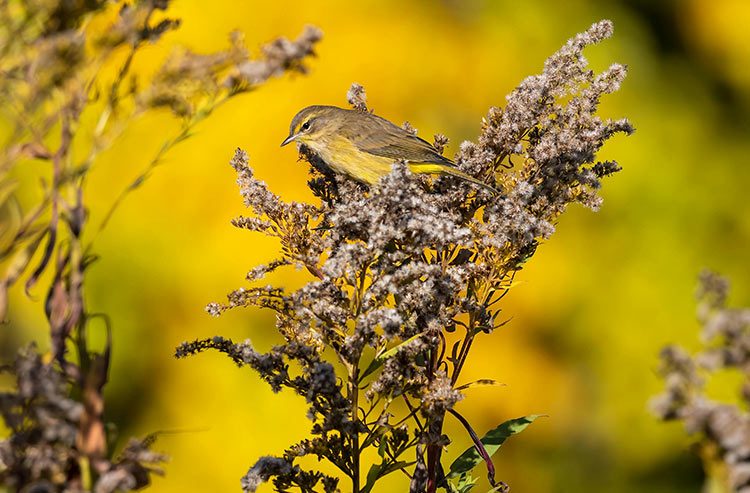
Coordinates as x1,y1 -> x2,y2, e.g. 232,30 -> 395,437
409,163 -> 500,195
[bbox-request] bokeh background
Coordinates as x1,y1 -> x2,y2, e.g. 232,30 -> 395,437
3,0 -> 750,492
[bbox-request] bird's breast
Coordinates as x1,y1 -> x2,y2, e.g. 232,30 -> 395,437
311,135 -> 395,185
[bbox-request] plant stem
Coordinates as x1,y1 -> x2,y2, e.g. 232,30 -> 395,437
349,365 -> 360,493
425,417 -> 444,493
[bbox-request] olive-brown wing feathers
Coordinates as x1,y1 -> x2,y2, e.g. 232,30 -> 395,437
346,112 -> 455,166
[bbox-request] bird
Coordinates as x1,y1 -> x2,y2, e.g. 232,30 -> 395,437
281,105 -> 497,194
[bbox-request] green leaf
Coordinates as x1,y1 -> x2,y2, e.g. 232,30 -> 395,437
448,415 -> 544,477
457,474 -> 477,493
360,425 -> 386,450
377,436 -> 388,458
455,379 -> 505,391
380,460 -> 413,477
487,485 -> 509,492
361,463 -> 382,493
443,472 -> 477,493
361,460 -> 414,493
360,332 -> 423,380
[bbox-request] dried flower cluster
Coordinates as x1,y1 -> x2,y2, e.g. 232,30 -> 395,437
0,1 -> 321,491
651,271 -> 750,492
140,24 -> 321,118
0,346 -> 167,492
178,20 -> 631,493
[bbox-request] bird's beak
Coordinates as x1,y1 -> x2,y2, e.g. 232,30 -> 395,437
280,134 -> 297,147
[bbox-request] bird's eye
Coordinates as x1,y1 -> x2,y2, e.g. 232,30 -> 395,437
301,121 -> 311,131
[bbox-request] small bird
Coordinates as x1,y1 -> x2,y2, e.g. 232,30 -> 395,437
281,105 -> 496,193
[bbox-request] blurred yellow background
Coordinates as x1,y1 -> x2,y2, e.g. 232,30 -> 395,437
4,0 -> 750,492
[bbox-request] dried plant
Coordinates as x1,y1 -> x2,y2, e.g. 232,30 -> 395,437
652,271 -> 750,493
177,20 -> 632,493
0,1 -> 321,491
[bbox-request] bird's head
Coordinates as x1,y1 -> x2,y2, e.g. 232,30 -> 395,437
281,105 -> 344,149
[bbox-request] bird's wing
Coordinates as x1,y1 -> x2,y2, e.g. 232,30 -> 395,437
352,114 -> 455,166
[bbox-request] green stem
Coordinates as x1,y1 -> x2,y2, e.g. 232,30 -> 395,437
79,456 -> 92,490
349,364 -> 360,493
